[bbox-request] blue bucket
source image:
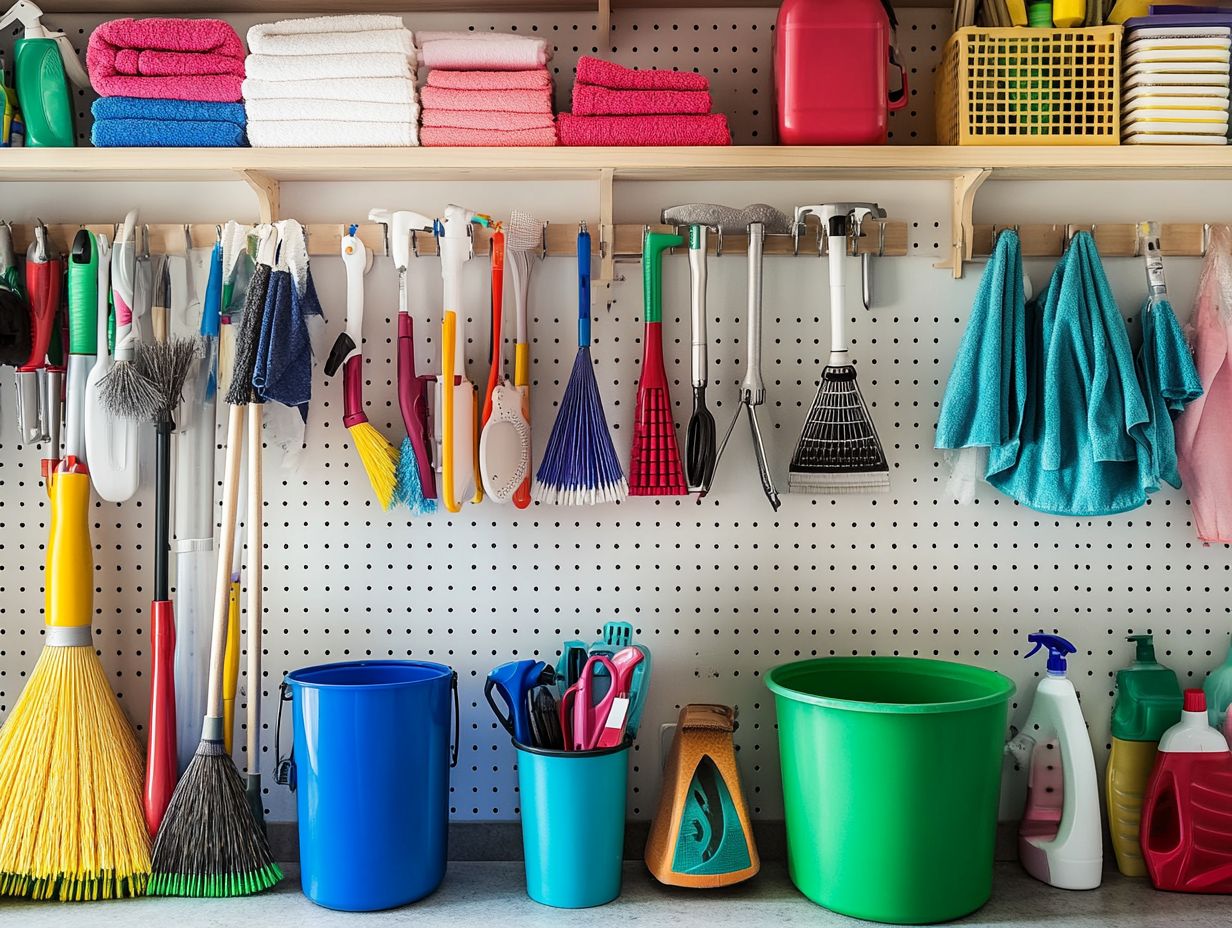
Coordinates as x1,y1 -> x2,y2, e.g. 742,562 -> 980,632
277,660 -> 458,911
516,742 -> 629,908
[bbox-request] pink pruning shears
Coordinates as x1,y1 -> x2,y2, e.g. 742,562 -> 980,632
561,648 -> 645,751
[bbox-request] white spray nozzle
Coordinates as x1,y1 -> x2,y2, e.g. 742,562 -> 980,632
0,2 -> 92,88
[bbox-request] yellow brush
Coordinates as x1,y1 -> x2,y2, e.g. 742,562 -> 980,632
325,228 -> 399,509
0,470 -> 149,899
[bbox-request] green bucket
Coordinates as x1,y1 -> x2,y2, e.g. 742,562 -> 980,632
767,657 -> 1014,925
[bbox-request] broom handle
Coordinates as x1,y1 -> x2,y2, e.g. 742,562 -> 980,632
246,402 -> 263,772
828,215 -> 848,362
578,227 -> 591,347
205,403 -> 246,737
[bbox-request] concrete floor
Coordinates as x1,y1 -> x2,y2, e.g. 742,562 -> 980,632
2,862 -> 1226,927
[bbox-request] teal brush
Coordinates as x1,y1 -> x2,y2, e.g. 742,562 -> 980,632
394,436 -> 436,514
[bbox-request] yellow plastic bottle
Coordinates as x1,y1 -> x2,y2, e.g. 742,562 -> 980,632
1052,0 -> 1085,27
1106,634 -> 1182,877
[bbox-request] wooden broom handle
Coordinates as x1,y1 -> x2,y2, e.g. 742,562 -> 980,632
246,403 -> 263,771
206,403 -> 246,729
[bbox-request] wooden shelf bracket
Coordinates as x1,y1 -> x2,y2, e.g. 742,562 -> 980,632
598,166 -> 617,284
937,167 -> 990,279
240,169 -> 281,224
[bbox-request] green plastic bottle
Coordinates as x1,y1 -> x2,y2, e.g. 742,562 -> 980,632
1107,634 -> 1182,877
1204,636 -> 1232,730
0,2 -> 90,147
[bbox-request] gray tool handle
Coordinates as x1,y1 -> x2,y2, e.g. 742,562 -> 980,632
747,406 -> 780,511
689,225 -> 708,388
742,223 -> 765,404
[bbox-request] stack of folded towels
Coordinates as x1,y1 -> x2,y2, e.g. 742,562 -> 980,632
86,18 -> 247,147
243,15 -> 418,148
557,56 -> 730,146
417,31 -> 556,146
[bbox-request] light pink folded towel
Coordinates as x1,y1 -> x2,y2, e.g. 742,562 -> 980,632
427,69 -> 552,91
572,84 -> 712,116
421,125 -> 557,147
576,56 -> 708,92
417,31 -> 550,71
420,85 -> 552,114
422,109 -> 555,131
88,18 -> 245,102
556,113 -> 730,146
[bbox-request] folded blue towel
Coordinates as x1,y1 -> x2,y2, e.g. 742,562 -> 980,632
253,265 -> 323,415
1135,296 -> 1202,492
936,229 -> 1027,477
91,117 -> 247,147
988,232 -> 1153,516
92,96 -> 246,126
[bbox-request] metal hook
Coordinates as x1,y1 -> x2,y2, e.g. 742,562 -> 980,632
714,225 -> 724,258
411,229 -> 420,259
1203,222 -> 1212,256
849,211 -> 864,258
540,220 -> 549,261
876,219 -> 887,258
792,219 -> 802,257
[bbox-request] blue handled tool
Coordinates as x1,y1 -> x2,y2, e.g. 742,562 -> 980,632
486,659 -> 554,746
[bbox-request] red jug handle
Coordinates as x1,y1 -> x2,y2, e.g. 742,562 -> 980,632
888,49 -> 909,112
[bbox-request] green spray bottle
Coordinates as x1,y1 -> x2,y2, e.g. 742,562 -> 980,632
0,1 -> 90,147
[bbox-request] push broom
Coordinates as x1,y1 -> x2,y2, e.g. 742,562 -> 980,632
148,225 -> 280,898
630,230 -> 688,496
534,223 -> 626,505
0,229 -> 150,901
788,203 -> 890,494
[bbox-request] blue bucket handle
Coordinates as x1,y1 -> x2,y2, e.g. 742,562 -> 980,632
275,670 -> 460,789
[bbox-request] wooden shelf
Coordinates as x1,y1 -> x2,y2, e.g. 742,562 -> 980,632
33,0 -> 950,11
4,145 -> 1232,183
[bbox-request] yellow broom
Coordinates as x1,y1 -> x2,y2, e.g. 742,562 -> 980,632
0,469 -> 150,899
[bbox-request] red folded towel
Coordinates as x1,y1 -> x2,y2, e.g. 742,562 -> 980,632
575,56 -> 708,92
420,85 -> 553,114
88,18 -> 245,102
556,113 -> 730,146
427,69 -> 552,91
421,125 -> 558,147
572,84 -> 712,116
421,109 -> 556,131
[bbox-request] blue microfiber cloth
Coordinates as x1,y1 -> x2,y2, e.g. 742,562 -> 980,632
988,231 -> 1153,516
252,260 -> 323,418
92,96 -> 246,125
91,117 -> 247,147
936,229 -> 1028,478
1135,295 -> 1203,492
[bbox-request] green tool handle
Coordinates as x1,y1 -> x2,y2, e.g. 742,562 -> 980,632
643,231 -> 684,324
68,232 -> 98,355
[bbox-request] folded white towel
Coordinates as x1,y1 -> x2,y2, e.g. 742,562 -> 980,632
249,14 -> 405,39
248,118 -> 419,147
243,76 -> 417,104
416,30 -> 550,51
245,98 -> 419,123
245,52 -> 413,82
249,26 -> 414,58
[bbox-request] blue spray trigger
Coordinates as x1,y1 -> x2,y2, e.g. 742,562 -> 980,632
1025,633 -> 1077,675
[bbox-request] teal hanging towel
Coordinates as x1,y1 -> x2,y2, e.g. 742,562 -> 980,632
1134,296 -> 1203,493
935,229 -> 1028,501
989,231 -> 1153,516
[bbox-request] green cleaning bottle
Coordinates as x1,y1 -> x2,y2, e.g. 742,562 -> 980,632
1204,635 -> 1232,730
1106,634 -> 1182,877
0,1 -> 90,147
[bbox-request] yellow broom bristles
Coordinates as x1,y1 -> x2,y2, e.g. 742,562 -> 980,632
0,644 -> 150,900
349,421 -> 400,510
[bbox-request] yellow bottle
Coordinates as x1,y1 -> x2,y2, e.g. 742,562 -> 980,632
1052,0 -> 1085,27
1106,635 -> 1182,877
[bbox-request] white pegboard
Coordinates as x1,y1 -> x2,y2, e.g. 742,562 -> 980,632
1,6 -> 946,146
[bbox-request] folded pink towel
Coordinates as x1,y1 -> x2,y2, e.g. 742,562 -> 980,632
88,18 -> 245,101
418,32 -> 550,71
572,84 -> 712,116
576,56 -> 708,92
422,109 -> 555,131
421,125 -> 557,146
420,85 -> 552,114
556,113 -> 730,146
427,69 -> 552,91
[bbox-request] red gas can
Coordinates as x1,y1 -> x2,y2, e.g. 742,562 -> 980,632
1140,690 -> 1232,893
774,0 -> 908,145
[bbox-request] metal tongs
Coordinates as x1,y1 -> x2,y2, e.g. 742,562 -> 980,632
715,220 -> 780,511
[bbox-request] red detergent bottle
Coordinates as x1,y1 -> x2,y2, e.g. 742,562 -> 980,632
774,0 -> 909,145
1140,689 -> 1232,893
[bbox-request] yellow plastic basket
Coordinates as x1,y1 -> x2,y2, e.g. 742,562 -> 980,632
937,26 -> 1122,145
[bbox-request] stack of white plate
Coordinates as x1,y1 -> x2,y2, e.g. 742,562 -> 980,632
1123,27 -> 1231,144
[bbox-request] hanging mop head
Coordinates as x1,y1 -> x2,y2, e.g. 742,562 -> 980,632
140,337 -> 198,425
788,206 -> 889,494
535,224 -> 627,505
630,230 -> 688,496
394,436 -> 436,513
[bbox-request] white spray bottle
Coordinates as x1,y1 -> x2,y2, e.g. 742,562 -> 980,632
1005,633 -> 1102,890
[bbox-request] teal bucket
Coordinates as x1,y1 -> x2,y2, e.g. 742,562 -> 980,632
277,660 -> 459,911
516,742 -> 628,908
